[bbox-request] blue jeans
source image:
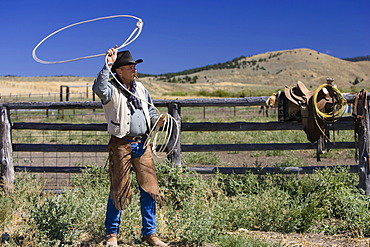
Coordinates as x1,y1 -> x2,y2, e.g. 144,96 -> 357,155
105,185 -> 156,237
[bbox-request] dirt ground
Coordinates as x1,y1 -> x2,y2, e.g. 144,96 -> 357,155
92,230 -> 370,246
231,229 -> 370,247
214,149 -> 356,168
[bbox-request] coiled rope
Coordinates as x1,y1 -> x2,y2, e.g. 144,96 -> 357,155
104,56 -> 180,156
32,15 -> 180,156
312,84 -> 346,120
312,84 -> 346,142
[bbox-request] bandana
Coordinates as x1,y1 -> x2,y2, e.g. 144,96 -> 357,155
126,81 -> 142,110
112,79 -> 142,109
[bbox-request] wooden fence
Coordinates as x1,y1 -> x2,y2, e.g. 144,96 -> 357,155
1,94 -> 370,194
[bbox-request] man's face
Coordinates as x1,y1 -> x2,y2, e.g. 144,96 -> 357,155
116,64 -> 137,83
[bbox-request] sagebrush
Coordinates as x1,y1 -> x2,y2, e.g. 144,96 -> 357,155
1,163 -> 369,246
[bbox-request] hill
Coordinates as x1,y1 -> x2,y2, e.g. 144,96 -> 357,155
1,48 -> 369,99
139,48 -> 370,97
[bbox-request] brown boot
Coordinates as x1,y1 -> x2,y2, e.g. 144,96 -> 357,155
105,233 -> 118,247
142,233 -> 168,247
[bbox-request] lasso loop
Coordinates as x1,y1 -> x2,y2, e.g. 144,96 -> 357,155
32,15 -> 143,64
32,14 -> 180,156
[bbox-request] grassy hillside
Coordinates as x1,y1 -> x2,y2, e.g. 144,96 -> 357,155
141,48 -> 370,95
1,48 -> 369,99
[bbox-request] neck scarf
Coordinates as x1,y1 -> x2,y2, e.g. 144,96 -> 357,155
112,79 -> 142,109
125,80 -> 142,110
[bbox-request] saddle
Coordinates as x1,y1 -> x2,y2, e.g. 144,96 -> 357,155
284,80 -> 313,107
280,81 -> 342,144
353,89 -> 368,162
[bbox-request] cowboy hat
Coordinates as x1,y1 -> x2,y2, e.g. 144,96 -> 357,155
111,50 -> 143,72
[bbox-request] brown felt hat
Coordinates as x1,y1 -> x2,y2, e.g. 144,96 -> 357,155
111,50 -> 143,72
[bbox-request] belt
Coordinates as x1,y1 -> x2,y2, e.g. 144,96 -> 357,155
121,134 -> 147,143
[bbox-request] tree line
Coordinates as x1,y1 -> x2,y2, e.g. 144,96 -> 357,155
343,55 -> 370,62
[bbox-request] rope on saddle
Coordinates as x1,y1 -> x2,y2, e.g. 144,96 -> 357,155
312,84 -> 346,143
313,84 -> 346,121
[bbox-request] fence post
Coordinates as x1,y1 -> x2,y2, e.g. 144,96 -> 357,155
60,85 -> 63,101
86,83 -> 89,99
66,87 -> 70,101
358,100 -> 370,195
167,103 -> 182,167
0,105 -> 14,191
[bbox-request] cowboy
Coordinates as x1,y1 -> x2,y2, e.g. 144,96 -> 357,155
93,47 -> 168,247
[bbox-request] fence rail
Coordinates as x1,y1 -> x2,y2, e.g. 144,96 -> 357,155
0,91 -> 94,103
1,93 -> 369,193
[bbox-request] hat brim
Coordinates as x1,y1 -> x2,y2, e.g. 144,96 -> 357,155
125,59 -> 143,65
111,59 -> 143,72
134,59 -> 143,64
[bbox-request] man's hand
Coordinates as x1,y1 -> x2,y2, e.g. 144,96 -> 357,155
156,115 -> 166,128
106,46 -> 118,64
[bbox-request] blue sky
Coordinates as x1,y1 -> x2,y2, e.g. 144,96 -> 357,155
0,0 -> 369,77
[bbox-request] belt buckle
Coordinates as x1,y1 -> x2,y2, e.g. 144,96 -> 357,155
132,135 -> 142,142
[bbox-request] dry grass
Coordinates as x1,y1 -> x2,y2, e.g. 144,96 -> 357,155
0,76 -> 94,95
1,48 -> 369,99
233,229 -> 370,247
184,48 -> 370,89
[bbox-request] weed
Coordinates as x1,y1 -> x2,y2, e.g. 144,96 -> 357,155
2,164 -> 370,245
216,234 -> 283,247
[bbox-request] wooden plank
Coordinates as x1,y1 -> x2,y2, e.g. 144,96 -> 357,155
15,166 -> 87,173
13,144 -> 107,152
167,103 -> 182,167
14,164 -> 358,175
168,97 -> 270,107
5,98 -> 268,109
182,122 -> 302,131
12,122 -> 107,131
13,143 -> 164,152
189,165 -> 358,174
0,106 -> 15,190
12,115 -> 354,132
13,142 -> 356,153
3,93 -> 358,110
182,118 -> 353,131
15,164 -> 358,175
5,101 -> 102,110
181,142 -> 356,152
357,93 -> 370,195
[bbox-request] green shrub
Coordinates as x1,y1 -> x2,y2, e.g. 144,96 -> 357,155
25,166 -> 109,245
31,195 -> 79,244
3,162 -> 370,245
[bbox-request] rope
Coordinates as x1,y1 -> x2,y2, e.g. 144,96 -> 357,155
145,113 -> 176,157
312,84 -> 346,120
31,14 -> 179,156
312,84 -> 346,142
32,15 -> 143,64
106,55 -> 180,156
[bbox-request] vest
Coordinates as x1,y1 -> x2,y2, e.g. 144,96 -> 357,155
103,81 -> 152,138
